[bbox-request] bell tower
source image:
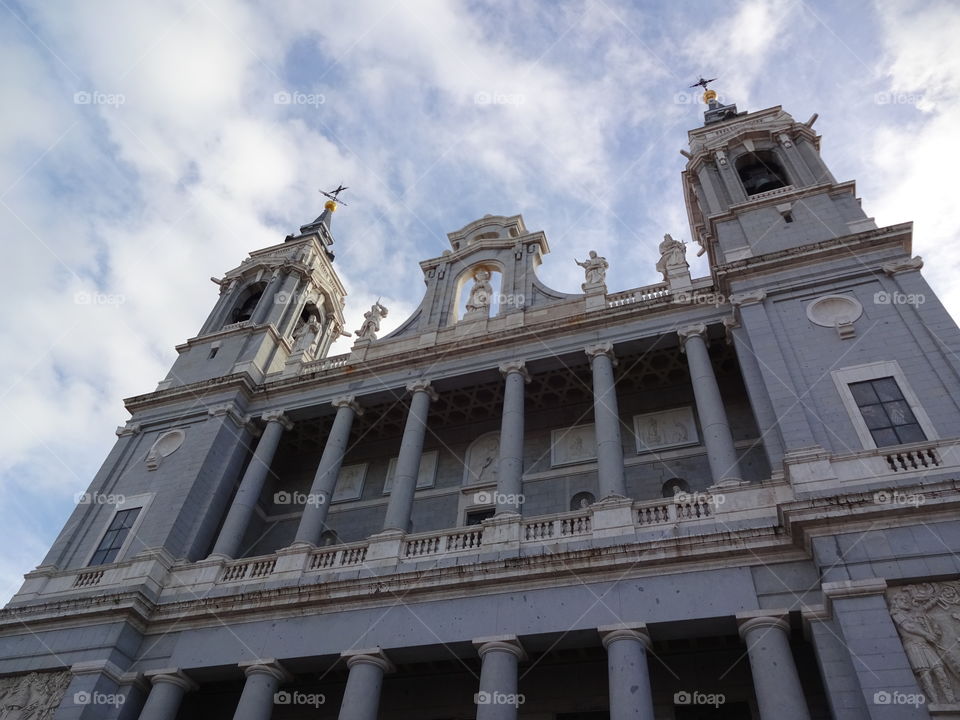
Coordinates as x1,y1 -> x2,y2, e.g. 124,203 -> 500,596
682,86 -> 878,269
158,200 -> 349,389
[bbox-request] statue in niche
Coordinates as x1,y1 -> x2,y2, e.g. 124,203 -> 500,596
656,234 -> 689,280
355,301 -> 388,341
575,250 -> 608,287
888,583 -> 960,704
465,270 -> 493,314
292,313 -> 323,354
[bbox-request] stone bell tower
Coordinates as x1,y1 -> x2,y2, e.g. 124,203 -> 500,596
681,86 -> 878,269
159,200 -> 349,389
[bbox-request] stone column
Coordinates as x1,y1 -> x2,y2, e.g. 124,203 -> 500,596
585,343 -> 627,499
250,270 -> 282,325
138,670 -> 197,720
473,636 -> 526,720
496,361 -> 529,515
210,411 -> 292,559
382,380 -> 437,532
337,649 -> 394,720
678,324 -> 742,485
233,661 -> 291,720
598,624 -> 656,720
737,612 -> 811,720
293,396 -> 363,546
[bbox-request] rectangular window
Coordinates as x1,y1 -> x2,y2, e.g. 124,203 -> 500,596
89,507 -> 141,566
465,508 -> 495,526
849,377 -> 927,447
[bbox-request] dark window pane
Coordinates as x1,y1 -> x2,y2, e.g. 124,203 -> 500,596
89,508 -> 141,567
883,400 -> 916,426
90,550 -> 108,566
101,548 -> 120,564
896,424 -> 927,444
118,510 -> 138,529
849,381 -> 879,405
860,404 -> 890,430
873,377 -> 904,402
870,428 -> 900,447
99,530 -> 120,549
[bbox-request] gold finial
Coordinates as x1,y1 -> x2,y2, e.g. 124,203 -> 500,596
703,88 -> 717,104
324,199 -> 337,213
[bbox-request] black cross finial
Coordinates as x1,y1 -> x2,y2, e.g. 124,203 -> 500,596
320,184 -> 349,207
689,77 -> 717,90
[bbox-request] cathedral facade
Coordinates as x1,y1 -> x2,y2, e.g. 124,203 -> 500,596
2,95 -> 960,720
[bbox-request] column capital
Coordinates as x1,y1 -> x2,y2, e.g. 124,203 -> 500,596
239,659 -> 293,684
406,378 -> 439,401
207,403 -> 255,430
677,323 -> 708,350
598,622 -> 652,651
332,395 -> 364,416
261,410 -> 294,431
729,289 -> 767,307
342,647 -> 395,674
473,634 -> 527,661
498,360 -> 531,382
736,610 -> 790,639
145,668 -> 199,692
584,342 -> 617,364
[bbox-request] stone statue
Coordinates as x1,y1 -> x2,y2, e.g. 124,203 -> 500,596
575,251 -> 608,287
292,313 -> 322,354
355,302 -> 388,341
465,270 -> 493,314
656,234 -> 689,280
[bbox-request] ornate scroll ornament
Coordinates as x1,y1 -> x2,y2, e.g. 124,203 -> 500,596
0,670 -> 72,719
778,132 -> 794,148
584,342 -> 616,362
729,289 -> 767,307
887,582 -> 960,704
115,422 -> 142,437
262,411 -> 294,431
882,256 -> 924,276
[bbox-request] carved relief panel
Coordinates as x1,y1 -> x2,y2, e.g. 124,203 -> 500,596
0,671 -> 71,719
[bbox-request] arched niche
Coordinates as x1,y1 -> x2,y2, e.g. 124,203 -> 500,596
226,282 -> 266,326
453,262 -> 504,321
735,150 -> 790,196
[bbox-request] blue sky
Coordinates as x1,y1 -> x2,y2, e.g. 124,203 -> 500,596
1,0 -> 958,602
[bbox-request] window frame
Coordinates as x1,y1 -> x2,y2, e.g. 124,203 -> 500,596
832,361 -> 937,450
83,492 -> 153,567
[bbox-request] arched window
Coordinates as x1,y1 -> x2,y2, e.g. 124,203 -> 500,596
570,491 -> 595,510
661,478 -> 690,498
736,151 -> 789,196
228,283 -> 265,325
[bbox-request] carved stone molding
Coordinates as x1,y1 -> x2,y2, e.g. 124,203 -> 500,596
584,342 -> 617,364
887,581 -> 960,705
115,422 -> 141,437
883,256 -> 924,276
239,659 -> 293,684
145,429 -> 186,471
207,403 -> 253,430
677,323 -> 708,350
473,635 -> 527,661
342,648 -> 395,674
598,622 -> 652,651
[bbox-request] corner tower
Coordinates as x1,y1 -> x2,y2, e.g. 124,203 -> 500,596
159,201 -> 349,389
682,89 -> 877,268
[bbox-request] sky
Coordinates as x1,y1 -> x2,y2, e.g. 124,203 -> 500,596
1,0 -> 958,604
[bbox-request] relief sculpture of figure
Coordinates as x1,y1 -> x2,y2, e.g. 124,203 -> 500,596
890,590 -> 957,704
575,250 -> 608,287
355,301 -> 388,341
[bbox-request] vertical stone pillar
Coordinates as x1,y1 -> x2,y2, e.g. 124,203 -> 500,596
250,270 -> 282,325
138,670 -> 197,720
598,624 -> 656,720
801,607 -> 871,720
473,636 -> 526,720
737,612 -> 811,720
585,343 -> 627,499
678,324 -> 742,485
293,396 -> 363,546
210,411 -> 292,559
233,661 -> 291,720
822,579 -> 929,720
496,361 -> 529,515
382,380 -> 437,532
337,649 -> 394,720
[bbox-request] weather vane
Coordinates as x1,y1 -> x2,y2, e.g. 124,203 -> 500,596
689,76 -> 717,91
320,184 -> 349,207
